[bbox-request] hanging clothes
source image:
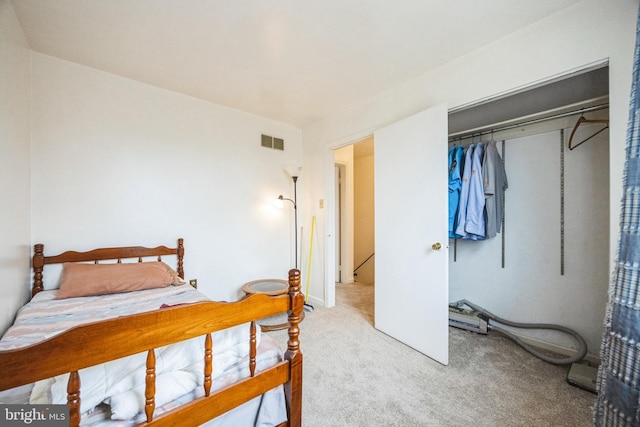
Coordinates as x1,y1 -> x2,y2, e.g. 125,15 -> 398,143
449,141 -> 507,241
454,143 -> 475,239
464,143 -> 486,240
455,143 -> 486,240
595,6 -> 640,423
482,141 -> 508,239
448,145 -> 464,238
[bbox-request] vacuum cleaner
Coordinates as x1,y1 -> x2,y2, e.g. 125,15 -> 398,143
449,299 -> 596,392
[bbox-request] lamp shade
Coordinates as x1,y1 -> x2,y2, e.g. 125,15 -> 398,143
284,166 -> 302,178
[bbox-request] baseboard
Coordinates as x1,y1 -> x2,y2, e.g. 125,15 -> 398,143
305,295 -> 324,308
511,331 -> 601,366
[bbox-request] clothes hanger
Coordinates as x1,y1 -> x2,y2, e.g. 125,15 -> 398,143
568,114 -> 609,150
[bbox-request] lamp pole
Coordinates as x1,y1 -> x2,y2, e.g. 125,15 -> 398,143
278,177 -> 299,269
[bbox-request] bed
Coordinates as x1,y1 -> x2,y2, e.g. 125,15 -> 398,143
0,238 -> 303,426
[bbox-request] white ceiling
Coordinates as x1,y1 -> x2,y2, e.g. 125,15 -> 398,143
10,0 -> 583,128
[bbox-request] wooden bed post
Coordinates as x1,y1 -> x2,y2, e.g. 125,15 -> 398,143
32,244 -> 44,298
177,238 -> 185,279
67,371 -> 81,427
285,268 -> 303,427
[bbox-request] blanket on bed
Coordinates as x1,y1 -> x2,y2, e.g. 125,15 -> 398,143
0,286 -> 263,420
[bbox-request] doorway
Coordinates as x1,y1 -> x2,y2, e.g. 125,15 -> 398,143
333,138 -> 375,287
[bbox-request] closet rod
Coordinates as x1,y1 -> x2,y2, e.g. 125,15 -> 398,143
448,101 -> 609,143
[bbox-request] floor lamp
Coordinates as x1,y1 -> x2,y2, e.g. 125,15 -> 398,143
278,175 -> 298,269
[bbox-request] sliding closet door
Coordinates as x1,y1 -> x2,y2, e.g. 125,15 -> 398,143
374,104 -> 449,365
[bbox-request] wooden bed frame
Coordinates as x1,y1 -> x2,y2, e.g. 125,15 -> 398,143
0,238 -> 303,427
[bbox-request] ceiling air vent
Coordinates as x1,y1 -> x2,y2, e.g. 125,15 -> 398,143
261,134 -> 284,151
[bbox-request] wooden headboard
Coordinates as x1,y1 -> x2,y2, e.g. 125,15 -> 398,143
31,238 -> 185,298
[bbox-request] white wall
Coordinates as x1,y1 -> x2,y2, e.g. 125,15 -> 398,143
0,1 -> 32,333
30,53 -> 303,302
302,0 -> 637,353
450,128 -> 609,355
354,146 -> 374,285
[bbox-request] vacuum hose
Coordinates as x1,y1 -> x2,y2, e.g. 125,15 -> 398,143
451,299 -> 587,365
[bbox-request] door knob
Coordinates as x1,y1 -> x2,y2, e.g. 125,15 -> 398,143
432,242 -> 442,251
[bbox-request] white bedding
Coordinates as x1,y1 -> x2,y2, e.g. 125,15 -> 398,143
0,286 -> 287,425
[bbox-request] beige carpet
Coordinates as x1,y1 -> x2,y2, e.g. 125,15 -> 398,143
270,282 -> 595,426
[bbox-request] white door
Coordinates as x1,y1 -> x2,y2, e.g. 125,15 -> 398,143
374,104 -> 449,365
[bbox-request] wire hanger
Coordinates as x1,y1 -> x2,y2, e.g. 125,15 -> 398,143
568,114 -> 609,150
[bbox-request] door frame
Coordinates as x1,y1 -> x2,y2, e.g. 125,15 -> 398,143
334,163 -> 345,283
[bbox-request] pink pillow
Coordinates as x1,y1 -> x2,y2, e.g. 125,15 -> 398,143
56,261 -> 182,299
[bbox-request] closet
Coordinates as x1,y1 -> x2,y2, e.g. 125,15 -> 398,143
447,64 -> 610,359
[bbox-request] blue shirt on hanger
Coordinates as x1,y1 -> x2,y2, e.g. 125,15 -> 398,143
455,144 -> 474,239
464,143 -> 486,240
448,145 -> 464,238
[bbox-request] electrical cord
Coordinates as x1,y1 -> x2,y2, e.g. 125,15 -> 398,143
451,299 -> 587,365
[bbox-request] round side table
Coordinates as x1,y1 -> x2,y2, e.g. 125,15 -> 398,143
242,279 -> 304,332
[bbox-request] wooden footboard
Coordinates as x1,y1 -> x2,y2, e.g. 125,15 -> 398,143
0,240 -> 303,427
